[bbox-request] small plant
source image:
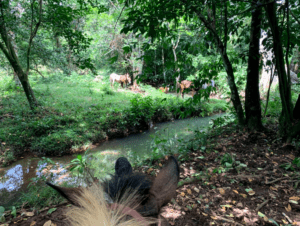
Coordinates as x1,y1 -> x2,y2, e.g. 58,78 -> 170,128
128,96 -> 155,126
102,86 -> 114,95
280,157 -> 300,171
0,206 -> 5,223
67,150 -> 96,185
11,206 -> 16,218
214,153 -> 247,173
220,153 -> 235,167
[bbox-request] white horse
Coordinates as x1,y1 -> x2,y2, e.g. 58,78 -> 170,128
110,73 -> 131,88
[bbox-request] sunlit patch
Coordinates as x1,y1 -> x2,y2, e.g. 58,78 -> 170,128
100,150 -> 120,156
56,173 -> 71,184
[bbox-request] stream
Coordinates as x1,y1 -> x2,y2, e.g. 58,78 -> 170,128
0,113 -> 224,207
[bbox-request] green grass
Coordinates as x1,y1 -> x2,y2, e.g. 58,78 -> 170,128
0,71 -> 227,165
261,83 -> 300,117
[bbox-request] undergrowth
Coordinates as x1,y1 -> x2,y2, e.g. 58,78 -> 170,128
0,72 -> 227,165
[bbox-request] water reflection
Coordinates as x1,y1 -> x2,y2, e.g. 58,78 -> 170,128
0,165 -> 22,192
0,156 -> 74,207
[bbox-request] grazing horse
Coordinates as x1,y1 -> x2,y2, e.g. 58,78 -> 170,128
46,156 -> 180,226
110,73 -> 132,88
178,80 -> 216,98
158,86 -> 169,93
178,80 -> 194,98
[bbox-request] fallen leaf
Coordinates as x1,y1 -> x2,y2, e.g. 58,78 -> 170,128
43,220 -> 53,226
289,196 -> 300,201
25,212 -> 34,217
218,188 -> 226,195
147,168 -> 153,174
248,190 -> 255,196
285,204 -> 292,212
240,194 -> 247,198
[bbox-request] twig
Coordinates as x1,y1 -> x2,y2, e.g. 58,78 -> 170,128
177,177 -> 203,188
215,216 -> 244,226
282,212 -> 293,224
290,10 -> 300,27
256,199 -> 269,211
265,177 -> 288,184
114,4 -> 125,30
32,68 -> 45,78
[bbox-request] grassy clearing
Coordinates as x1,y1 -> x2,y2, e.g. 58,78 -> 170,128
0,71 -> 227,166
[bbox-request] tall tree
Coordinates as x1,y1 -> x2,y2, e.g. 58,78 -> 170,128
0,0 -> 42,109
0,0 -> 102,110
265,0 -> 300,140
245,1 -> 264,130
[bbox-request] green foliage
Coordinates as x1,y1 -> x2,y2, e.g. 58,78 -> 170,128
1,73 -> 225,160
2,151 -> 15,166
102,86 -> 114,95
67,150 -> 96,184
209,114 -> 234,129
0,77 -> 20,94
149,124 -> 210,162
11,206 -> 16,218
0,206 -> 5,223
280,157 -> 300,171
262,90 -> 282,117
214,153 -> 247,174
220,153 -> 235,166
128,95 -> 156,126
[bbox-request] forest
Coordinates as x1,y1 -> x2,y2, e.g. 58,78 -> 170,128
0,0 -> 300,225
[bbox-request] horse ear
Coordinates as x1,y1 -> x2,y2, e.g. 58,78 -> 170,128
138,156 -> 180,216
150,156 -> 179,207
46,182 -> 83,206
115,157 -> 133,176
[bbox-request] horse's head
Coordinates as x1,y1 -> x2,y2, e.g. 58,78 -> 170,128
46,156 -> 180,226
126,73 -> 132,84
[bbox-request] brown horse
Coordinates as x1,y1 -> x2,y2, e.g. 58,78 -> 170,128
158,86 -> 169,93
178,80 -> 195,98
178,80 -> 216,98
110,73 -> 132,88
46,156 -> 180,226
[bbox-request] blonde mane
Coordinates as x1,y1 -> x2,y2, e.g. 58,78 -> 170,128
65,184 -> 157,226
47,156 -> 180,226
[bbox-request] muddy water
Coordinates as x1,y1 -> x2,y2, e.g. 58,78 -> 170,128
0,114 -> 224,207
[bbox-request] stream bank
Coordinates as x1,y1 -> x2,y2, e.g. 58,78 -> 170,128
0,113 -> 224,208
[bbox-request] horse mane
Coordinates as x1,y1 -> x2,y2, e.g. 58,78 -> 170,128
64,183 -> 157,226
47,156 -> 180,226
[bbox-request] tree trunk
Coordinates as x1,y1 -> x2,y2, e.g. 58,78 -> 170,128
17,67 -> 38,110
196,12 -> 245,126
170,34 -> 180,97
293,94 -> 300,120
162,44 -> 166,83
0,41 -> 37,110
264,0 -> 293,138
245,1 -> 264,130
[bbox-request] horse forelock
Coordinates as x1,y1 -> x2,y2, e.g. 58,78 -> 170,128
103,172 -> 152,203
47,156 -> 179,226
65,183 -> 157,226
